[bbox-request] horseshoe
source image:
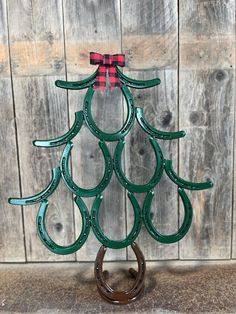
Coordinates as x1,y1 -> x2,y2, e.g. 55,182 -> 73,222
33,111 -> 84,147
164,159 -> 214,190
55,70 -> 97,90
116,66 -> 161,89
95,242 -> 146,304
113,137 -> 164,193
60,141 -> 113,197
36,196 -> 90,255
8,167 -> 61,205
83,85 -> 135,141
143,188 -> 193,243
91,193 -> 142,249
136,107 -> 186,140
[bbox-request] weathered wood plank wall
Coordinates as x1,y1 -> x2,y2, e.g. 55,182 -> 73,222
0,0 -> 235,262
122,0 -> 179,261
0,0 -> 25,262
179,0 -> 235,259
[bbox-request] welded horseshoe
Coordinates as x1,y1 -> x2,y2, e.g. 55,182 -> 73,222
91,192 -> 142,249
116,66 -> 161,89
136,107 -> 186,140
33,111 -> 84,147
164,159 -> 214,190
95,242 -> 146,304
143,188 -> 193,243
83,85 -> 135,141
60,141 -> 113,197
55,70 -> 97,90
8,167 -> 61,205
36,196 -> 90,255
113,137 -> 164,193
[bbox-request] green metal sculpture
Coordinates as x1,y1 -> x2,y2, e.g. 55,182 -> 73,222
9,52 -> 213,304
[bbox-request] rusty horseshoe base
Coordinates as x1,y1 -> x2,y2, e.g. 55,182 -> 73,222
94,242 -> 146,304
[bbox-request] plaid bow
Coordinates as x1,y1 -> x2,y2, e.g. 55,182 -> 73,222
90,52 -> 125,90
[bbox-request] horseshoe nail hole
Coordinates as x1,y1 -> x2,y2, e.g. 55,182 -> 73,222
54,222 -> 63,232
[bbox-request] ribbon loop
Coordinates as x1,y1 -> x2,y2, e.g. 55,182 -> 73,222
90,52 -> 125,90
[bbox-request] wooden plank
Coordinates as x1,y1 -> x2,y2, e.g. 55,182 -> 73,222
122,0 -> 178,70
63,0 -> 126,261
12,77 -> 76,262
63,0 -> 121,75
7,0 -> 75,261
0,0 -> 25,262
179,0 -> 235,259
7,0 -> 65,76
121,0 -> 179,260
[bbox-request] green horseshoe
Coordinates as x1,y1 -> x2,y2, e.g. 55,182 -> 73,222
60,141 -> 113,197
116,66 -> 161,89
136,107 -> 186,140
36,196 -> 90,255
8,167 -> 61,205
91,192 -> 142,249
33,111 -> 84,147
55,70 -> 97,90
164,160 -> 214,190
113,137 -> 164,193
83,85 -> 135,141
143,188 -> 193,243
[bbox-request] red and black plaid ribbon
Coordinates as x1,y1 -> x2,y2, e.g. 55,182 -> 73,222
90,52 -> 125,90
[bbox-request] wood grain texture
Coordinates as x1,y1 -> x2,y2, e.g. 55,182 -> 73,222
63,0 -> 126,261
121,0 -> 179,260
7,0 -> 65,76
7,0 -> 75,261
124,71 -> 179,261
12,76 -> 75,261
0,0 -> 25,262
179,0 -> 235,259
0,0 -> 10,77
63,0 -> 121,75
122,0 -> 178,70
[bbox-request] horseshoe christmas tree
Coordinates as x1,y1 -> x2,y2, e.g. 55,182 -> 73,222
9,52 -> 213,304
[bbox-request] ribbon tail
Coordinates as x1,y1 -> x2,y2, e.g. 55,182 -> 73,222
93,65 -> 107,90
108,66 -> 122,90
